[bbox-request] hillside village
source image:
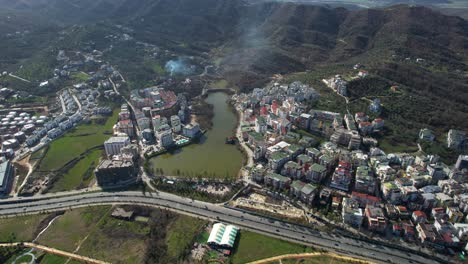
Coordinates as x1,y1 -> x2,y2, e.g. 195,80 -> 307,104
234,76 -> 468,254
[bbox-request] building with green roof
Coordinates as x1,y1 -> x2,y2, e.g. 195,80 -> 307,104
265,172 -> 291,189
306,163 -> 327,183
268,151 -> 290,171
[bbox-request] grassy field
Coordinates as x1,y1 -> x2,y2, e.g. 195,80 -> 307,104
0,214 -> 50,242
378,137 -> 419,154
70,71 -> 90,82
39,254 -> 81,264
282,255 -> 357,264
209,79 -> 228,89
37,109 -> 118,171
38,206 -> 111,252
38,206 -> 149,264
48,149 -> 102,192
165,216 -> 207,261
230,231 -> 314,264
76,210 -> 149,264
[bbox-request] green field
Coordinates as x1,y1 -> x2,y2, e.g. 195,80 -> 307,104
282,256 -> 357,264
70,71 -> 90,82
209,79 -> 228,89
48,149 -> 102,192
38,206 -> 111,252
38,206 -> 149,264
37,109 -> 118,171
165,216 -> 207,261
230,231 -> 314,264
378,137 -> 419,154
0,214 -> 50,242
76,211 -> 149,263
39,254 -> 81,264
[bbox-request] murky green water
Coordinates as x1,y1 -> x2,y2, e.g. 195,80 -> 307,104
149,92 -> 243,179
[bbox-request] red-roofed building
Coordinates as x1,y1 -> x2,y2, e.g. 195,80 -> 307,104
354,112 -> 368,123
372,118 -> 384,130
260,106 -> 268,116
412,210 -> 427,224
402,221 -> 415,241
431,207 -> 447,219
351,191 -> 381,208
393,223 -> 403,236
358,121 -> 373,135
396,206 -> 410,219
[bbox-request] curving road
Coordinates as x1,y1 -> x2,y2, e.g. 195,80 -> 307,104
0,191 -> 444,264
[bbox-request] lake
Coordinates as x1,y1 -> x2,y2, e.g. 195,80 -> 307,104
149,92 -> 243,179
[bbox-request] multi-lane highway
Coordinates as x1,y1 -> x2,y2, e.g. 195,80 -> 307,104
0,191 -> 445,264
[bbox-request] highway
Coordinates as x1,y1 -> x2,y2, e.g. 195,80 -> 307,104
0,191 -> 444,264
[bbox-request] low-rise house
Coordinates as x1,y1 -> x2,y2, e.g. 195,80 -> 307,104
330,160 -> 352,191
396,205 -> 411,219
431,207 -> 447,220
342,198 -> 364,228
382,182 -> 402,204
412,210 -> 427,224
446,207 -> 464,223
47,128 -> 64,139
447,129 -> 467,150
375,164 -> 396,182
59,120 -> 73,131
354,166 -> 376,195
351,192 -> 381,208
372,118 -> 384,131
385,204 -> 398,220
358,121 -> 373,135
453,223 -> 468,242
354,112 -> 368,123
419,128 -> 435,142
402,221 -> 416,241
434,218 -> 460,248
401,186 -> 419,202
427,164 -> 446,182
455,155 -> 468,170
435,192 -> 454,207
439,179 -> 463,196
332,196 -> 342,209
251,165 -> 267,183
300,183 -> 318,205
416,223 -> 442,247
365,205 -> 387,233
319,188 -> 332,205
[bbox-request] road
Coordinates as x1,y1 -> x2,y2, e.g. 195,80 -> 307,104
59,94 -> 66,113
0,191 -> 445,264
234,106 -> 262,187
8,73 -> 31,83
